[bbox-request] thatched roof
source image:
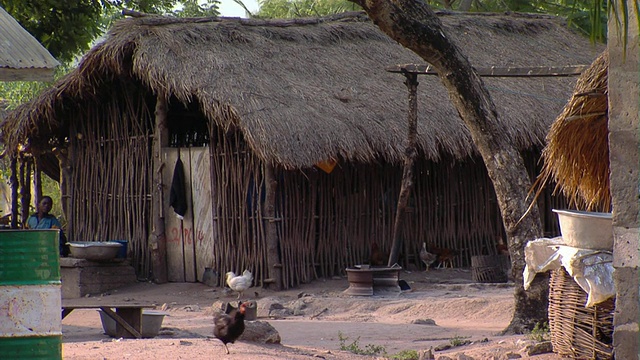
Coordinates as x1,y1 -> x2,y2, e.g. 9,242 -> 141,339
0,6 -> 59,81
1,11 -> 603,169
536,50 -> 609,211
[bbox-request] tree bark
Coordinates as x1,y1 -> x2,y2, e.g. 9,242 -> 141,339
389,73 -> 419,266
350,0 -> 547,333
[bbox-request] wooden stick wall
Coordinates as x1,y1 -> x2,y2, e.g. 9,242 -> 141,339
208,127 -> 269,289
68,85 -> 154,278
204,127 -> 563,289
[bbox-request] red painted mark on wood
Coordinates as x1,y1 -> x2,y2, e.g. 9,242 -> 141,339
183,228 -> 193,245
168,227 -> 181,243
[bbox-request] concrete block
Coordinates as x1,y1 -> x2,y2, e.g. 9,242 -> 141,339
613,328 -> 640,360
613,227 -> 640,268
61,258 -> 137,298
613,266 -> 640,359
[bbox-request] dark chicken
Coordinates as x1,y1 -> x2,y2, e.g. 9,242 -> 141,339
370,242 -> 389,266
428,245 -> 459,269
214,301 -> 250,354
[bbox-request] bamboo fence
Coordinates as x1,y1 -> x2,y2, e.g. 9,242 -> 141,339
67,84 -> 154,278
205,128 -> 564,289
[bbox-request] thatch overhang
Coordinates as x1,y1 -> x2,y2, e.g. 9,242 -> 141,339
1,11 -> 603,170
536,50 -> 610,211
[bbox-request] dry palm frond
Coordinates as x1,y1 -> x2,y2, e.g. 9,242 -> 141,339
533,50 -> 610,211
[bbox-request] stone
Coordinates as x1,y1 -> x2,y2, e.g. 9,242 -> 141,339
411,318 -> 437,325
501,352 -> 521,359
240,320 -> 281,344
521,341 -> 552,356
418,348 -> 435,360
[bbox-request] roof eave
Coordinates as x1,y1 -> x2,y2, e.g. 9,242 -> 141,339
0,67 -> 57,82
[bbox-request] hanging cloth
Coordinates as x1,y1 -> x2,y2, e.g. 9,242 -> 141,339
169,158 -> 187,220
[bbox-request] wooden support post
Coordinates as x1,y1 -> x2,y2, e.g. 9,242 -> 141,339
263,163 -> 283,290
19,156 -> 31,226
33,155 -> 42,206
10,156 -> 18,228
55,147 -> 73,238
150,93 -> 169,284
388,73 -> 419,267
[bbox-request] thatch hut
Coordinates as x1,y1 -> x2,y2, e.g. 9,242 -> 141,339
0,11 -> 603,288
536,50 -> 610,211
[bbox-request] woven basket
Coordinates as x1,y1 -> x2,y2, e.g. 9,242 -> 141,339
548,268 -> 614,359
471,255 -> 509,283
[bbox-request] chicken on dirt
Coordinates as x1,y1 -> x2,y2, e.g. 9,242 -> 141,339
213,301 -> 251,354
419,242 -> 437,271
226,270 -> 253,299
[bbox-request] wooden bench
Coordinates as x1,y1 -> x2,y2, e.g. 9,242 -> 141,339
62,299 -> 156,339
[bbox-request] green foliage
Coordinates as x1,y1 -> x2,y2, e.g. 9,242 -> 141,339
0,65 -> 72,110
254,0 -> 605,40
526,321 -> 551,342
1,0 -> 105,62
1,0 -> 221,64
419,0 -> 606,42
390,349 -> 420,360
256,0 -> 361,18
449,334 -> 471,347
173,0 -> 219,17
337,331 -> 386,356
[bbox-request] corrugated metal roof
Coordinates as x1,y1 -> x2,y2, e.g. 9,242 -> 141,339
0,6 -> 59,80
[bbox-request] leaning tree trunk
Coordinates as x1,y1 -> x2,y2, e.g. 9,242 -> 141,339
350,0 -> 548,333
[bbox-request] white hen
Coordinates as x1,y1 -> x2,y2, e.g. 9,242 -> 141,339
226,270 -> 253,299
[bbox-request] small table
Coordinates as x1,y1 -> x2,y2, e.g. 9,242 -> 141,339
62,299 -> 156,338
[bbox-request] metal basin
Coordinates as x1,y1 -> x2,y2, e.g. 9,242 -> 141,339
552,209 -> 613,250
67,241 -> 123,261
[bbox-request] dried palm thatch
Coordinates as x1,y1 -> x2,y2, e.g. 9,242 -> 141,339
535,50 -> 609,211
1,11 -> 602,168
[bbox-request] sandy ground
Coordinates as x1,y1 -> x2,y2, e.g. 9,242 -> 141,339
61,269 -> 562,359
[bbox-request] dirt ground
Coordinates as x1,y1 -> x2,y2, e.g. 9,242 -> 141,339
61,268 -> 563,359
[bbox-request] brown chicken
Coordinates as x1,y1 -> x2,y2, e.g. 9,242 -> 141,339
429,245 -> 459,269
213,301 -> 251,354
370,242 -> 389,266
496,236 -> 510,256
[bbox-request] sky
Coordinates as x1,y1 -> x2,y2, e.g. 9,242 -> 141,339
218,0 -> 260,17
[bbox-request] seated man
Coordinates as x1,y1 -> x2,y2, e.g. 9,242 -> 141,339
25,196 -> 69,257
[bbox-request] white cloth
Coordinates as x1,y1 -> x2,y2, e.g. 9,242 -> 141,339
524,237 -> 615,307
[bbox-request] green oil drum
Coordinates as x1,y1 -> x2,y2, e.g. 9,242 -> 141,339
0,230 -> 62,359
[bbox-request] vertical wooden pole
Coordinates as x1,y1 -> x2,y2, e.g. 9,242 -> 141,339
33,152 -> 42,206
10,156 -> 18,229
388,72 -> 419,266
55,146 -> 73,238
150,93 -> 169,284
263,163 -> 283,290
19,156 -> 31,226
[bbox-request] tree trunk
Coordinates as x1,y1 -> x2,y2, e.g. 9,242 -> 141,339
389,73 -> 419,266
350,0 -> 547,333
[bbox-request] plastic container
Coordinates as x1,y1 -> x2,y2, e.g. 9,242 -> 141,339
553,209 -> 613,250
113,240 -> 128,259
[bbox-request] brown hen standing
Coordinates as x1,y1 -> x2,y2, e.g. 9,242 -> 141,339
213,301 -> 250,354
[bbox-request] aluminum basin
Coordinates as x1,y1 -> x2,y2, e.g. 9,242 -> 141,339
552,209 -> 613,250
67,241 -> 122,261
